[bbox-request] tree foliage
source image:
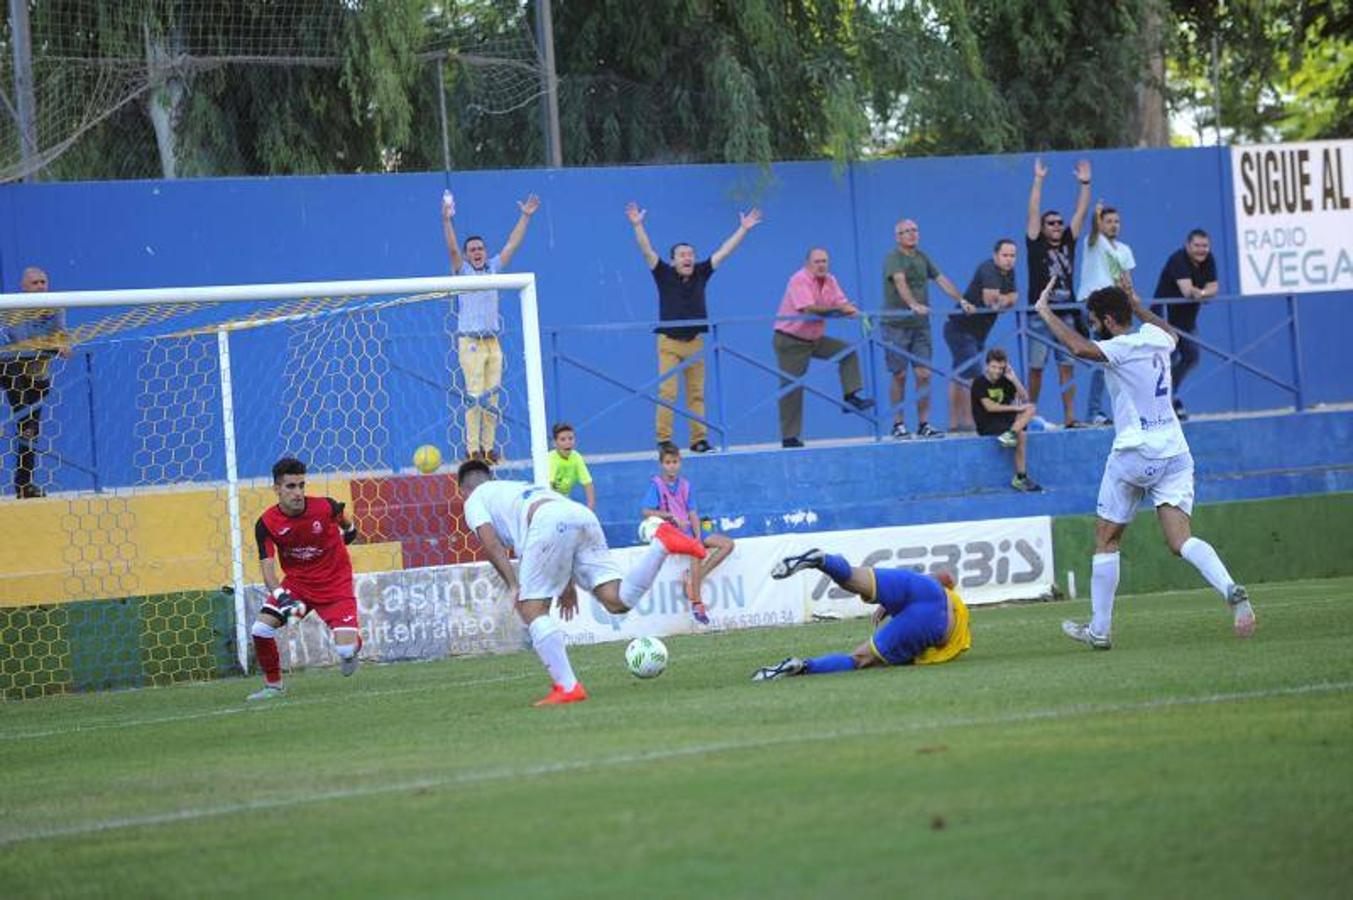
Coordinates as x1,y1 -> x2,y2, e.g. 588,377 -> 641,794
8,1 -> 1349,182
22,0 -> 434,180
969,0 -> 1156,151
1167,0 -> 1353,143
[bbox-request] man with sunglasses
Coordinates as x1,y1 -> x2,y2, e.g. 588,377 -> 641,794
1024,158 -> 1092,428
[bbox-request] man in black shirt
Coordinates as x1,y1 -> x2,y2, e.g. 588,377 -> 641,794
626,202 -> 762,452
971,347 -> 1041,492
945,239 -> 1018,431
1151,229 -> 1219,420
1025,157 -> 1092,427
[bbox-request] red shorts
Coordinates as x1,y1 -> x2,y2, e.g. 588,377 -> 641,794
284,582 -> 359,632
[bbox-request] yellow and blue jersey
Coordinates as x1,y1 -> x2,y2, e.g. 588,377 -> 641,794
864,568 -> 972,666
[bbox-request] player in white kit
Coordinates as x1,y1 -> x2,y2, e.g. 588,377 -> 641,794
457,458 -> 707,705
1034,275 -> 1255,648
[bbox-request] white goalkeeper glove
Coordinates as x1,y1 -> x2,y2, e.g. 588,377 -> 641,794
267,587 -> 308,623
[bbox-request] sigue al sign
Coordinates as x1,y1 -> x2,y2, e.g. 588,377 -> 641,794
1232,139 -> 1353,295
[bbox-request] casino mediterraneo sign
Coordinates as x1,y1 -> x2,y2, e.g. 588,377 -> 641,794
1232,139 -> 1353,294
249,517 -> 1055,671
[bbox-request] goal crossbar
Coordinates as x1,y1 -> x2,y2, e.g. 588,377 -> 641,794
0,274 -> 536,309
0,272 -> 547,483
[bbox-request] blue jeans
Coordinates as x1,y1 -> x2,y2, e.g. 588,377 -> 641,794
1087,368 -> 1108,420
1173,332 -> 1201,389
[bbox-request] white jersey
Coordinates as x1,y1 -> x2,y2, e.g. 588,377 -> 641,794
1078,236 -> 1136,300
462,480 -> 563,551
1094,323 -> 1188,459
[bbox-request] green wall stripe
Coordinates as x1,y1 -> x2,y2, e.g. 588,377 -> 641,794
1,589 -> 240,700
1052,492 -> 1353,596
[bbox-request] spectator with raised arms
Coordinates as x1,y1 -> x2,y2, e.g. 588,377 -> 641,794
1024,157 -> 1092,428
441,190 -> 540,463
626,201 -> 762,454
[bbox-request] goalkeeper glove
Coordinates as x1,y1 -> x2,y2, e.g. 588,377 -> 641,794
263,587 -> 308,623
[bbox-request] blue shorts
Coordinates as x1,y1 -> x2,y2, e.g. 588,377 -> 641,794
942,320 -> 985,378
1027,314 -> 1074,368
868,569 -> 950,665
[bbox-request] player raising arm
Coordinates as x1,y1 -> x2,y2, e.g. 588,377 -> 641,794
247,457 -> 362,701
1034,276 -> 1255,648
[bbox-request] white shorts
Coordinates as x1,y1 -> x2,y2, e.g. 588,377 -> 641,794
517,500 -> 622,601
1096,449 -> 1195,524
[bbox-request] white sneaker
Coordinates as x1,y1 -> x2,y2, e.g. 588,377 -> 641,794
246,683 -> 286,702
772,549 -> 824,580
997,430 -> 1018,449
1061,620 -> 1112,650
1228,584 -> 1256,638
751,658 -> 807,681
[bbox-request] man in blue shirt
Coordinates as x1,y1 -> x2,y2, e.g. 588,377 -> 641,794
1,267 -> 65,499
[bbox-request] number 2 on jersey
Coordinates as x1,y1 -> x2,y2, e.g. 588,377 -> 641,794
1152,354 -> 1169,398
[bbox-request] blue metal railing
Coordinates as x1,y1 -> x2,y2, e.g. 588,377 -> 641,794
543,291 -> 1317,451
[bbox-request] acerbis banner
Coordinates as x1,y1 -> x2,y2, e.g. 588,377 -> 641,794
258,515 -> 1053,669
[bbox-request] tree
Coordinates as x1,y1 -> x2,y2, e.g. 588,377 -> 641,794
11,0 -> 433,181
1167,0 -> 1353,144
968,0 -> 1157,151
11,1 -> 1344,181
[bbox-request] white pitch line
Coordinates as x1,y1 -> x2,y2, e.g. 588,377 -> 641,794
1,588 -> 1341,742
0,673 -> 533,742
0,640 -> 772,742
3,679 -> 1349,848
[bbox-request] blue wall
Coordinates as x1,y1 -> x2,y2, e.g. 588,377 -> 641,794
579,409 -> 1353,546
1,148 -> 1349,490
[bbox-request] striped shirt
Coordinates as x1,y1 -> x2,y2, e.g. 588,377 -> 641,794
455,255 -> 503,336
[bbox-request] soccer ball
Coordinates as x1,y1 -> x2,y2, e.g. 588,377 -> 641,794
413,444 -> 442,474
625,636 -> 668,679
637,515 -> 665,544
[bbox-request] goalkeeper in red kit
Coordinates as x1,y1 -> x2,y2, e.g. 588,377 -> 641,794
247,457 -> 362,701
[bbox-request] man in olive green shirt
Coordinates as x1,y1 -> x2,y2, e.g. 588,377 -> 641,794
547,422 -> 595,509
881,219 -> 968,439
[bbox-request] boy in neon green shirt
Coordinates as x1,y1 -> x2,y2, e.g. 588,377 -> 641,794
547,422 -> 595,509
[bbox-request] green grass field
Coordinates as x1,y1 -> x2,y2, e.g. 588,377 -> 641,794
2,577 -> 1351,899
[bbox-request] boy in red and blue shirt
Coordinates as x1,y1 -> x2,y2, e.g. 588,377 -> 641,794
640,442 -> 735,624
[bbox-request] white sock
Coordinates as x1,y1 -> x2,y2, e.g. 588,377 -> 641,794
1090,552 -> 1120,637
619,540 -> 668,608
334,642 -> 357,660
1179,537 -> 1234,601
527,616 -> 577,690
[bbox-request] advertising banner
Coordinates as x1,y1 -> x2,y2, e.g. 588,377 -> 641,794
258,515 -> 1053,669
1232,139 -> 1353,295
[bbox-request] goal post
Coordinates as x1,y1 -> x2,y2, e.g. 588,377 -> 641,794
0,274 -> 547,697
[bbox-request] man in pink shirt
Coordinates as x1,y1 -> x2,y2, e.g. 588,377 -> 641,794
773,248 -> 874,448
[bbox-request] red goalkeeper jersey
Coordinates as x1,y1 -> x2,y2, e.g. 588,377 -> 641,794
255,497 -> 354,602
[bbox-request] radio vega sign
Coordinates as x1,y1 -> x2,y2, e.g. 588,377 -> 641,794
1232,139 -> 1353,295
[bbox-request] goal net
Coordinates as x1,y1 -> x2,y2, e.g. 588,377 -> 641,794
0,274 -> 546,699
0,2 -> 547,182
